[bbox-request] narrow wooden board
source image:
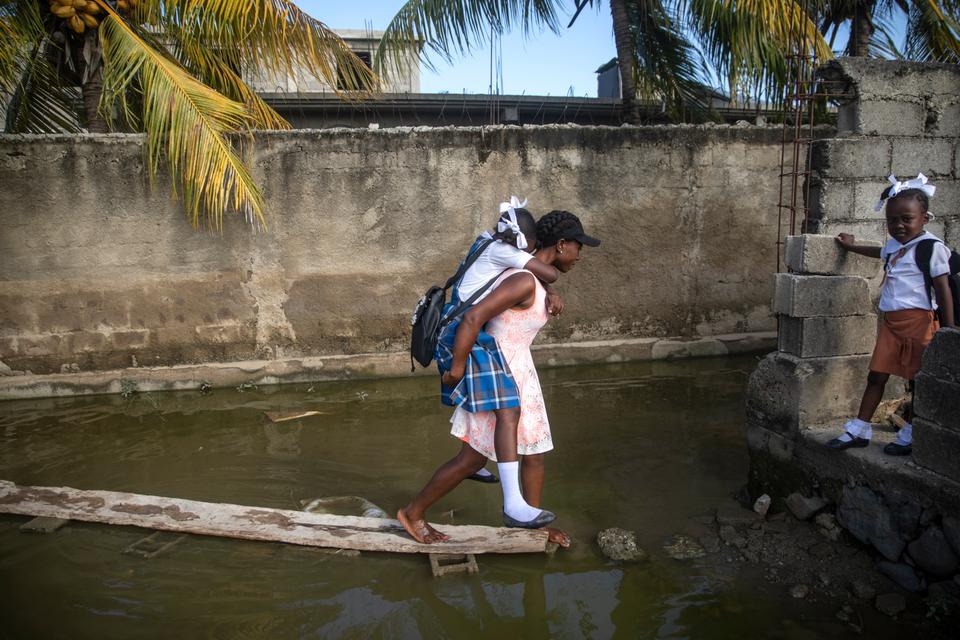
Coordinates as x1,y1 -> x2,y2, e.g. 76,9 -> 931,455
0,480 -> 548,555
263,411 -> 327,423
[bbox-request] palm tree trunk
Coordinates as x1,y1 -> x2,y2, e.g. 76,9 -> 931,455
79,30 -> 107,132
609,0 -> 639,124
849,1 -> 875,57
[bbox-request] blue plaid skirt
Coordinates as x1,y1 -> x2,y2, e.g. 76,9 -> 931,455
435,303 -> 521,413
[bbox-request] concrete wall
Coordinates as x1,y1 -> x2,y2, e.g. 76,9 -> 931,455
0,124 -> 785,375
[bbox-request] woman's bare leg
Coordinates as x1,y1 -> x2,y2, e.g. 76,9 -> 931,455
399,443 -> 487,544
494,406 -> 521,462
521,453 -> 570,547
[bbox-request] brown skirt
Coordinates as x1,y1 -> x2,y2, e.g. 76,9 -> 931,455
869,309 -> 938,380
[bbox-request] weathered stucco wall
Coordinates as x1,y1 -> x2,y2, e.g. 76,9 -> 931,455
0,124 -> 784,375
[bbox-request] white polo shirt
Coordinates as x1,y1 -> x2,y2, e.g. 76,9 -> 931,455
455,232 -> 532,304
879,231 -> 951,312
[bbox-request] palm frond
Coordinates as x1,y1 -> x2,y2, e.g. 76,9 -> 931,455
165,28 -> 290,129
904,0 -> 960,61
5,39 -> 84,133
0,0 -> 46,92
374,0 -> 562,76
628,0 -> 712,118
141,0 -> 378,96
97,3 -> 265,230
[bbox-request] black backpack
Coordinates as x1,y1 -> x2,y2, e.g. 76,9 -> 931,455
915,238 -> 960,325
409,238 -> 501,371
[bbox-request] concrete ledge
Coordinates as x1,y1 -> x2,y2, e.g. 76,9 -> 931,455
0,331 -> 776,400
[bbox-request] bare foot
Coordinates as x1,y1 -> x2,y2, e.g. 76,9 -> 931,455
544,526 -> 571,548
397,508 -> 449,544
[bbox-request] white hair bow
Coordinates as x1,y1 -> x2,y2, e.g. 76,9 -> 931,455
498,195 -> 529,250
874,173 -> 937,212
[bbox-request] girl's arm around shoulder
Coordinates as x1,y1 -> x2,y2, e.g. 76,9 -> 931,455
523,257 -> 559,284
836,233 -> 882,259
932,275 -> 955,328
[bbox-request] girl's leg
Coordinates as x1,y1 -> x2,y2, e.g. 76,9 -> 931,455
399,443 -> 487,544
856,371 -> 890,422
494,407 -> 552,525
830,371 -> 890,448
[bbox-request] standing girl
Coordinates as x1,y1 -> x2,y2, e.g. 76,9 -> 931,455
829,173 -> 955,455
398,211 -> 599,545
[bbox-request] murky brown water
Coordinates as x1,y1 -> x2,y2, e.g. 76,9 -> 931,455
0,357 -> 912,638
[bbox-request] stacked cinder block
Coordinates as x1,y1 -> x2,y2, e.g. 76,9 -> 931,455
913,328 -> 960,481
810,59 -> 960,248
746,234 -> 880,444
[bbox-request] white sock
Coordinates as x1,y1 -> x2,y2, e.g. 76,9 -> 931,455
474,467 -> 494,478
840,418 -> 872,441
497,461 -> 542,522
895,422 -> 912,446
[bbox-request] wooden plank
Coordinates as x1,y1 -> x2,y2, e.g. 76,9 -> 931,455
0,480 -> 549,555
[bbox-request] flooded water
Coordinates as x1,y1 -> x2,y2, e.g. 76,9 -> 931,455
0,357 -> 911,638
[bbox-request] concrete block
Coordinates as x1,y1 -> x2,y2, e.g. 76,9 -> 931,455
929,99 -> 960,138
920,328 -> 960,384
890,138 -> 954,178
914,373 -> 960,431
774,274 -> 872,318
816,219 -> 888,245
746,424 -> 796,462
783,234 -> 881,277
778,314 -> 877,358
838,99 -> 926,137
746,352 -> 872,436
812,138 -> 891,179
914,417 -> 960,482
928,180 -> 960,221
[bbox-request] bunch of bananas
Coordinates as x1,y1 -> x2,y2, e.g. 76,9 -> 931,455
49,0 -> 102,33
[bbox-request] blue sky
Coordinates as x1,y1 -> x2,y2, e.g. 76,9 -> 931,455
297,2 -> 908,98
297,1 -> 617,97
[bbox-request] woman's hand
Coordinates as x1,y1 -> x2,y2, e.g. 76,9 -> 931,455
836,233 -> 856,251
546,291 -> 565,316
441,369 -> 464,387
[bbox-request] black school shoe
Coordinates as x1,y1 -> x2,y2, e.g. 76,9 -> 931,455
503,509 -> 556,529
466,471 -> 499,484
883,442 -> 912,456
826,434 -> 870,450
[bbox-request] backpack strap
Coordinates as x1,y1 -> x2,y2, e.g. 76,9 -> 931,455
439,271 -> 503,328
914,238 -> 938,307
443,238 -> 494,292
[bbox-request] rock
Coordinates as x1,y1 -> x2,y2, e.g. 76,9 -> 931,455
815,513 -> 842,541
837,486 -> 905,562
596,528 -> 648,562
850,579 -> 877,600
662,535 -> 706,560
785,493 -> 827,520
0,360 -> 12,376
716,502 -> 760,528
906,526 -> 960,577
942,517 -> 960,557
753,494 -> 772,518
699,535 -> 721,554
875,593 -> 906,617
877,560 -> 923,592
790,584 -> 810,599
719,525 -> 747,548
742,549 -> 760,563
817,572 -> 832,587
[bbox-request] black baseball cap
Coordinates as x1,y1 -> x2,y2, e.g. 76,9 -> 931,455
541,215 -> 601,248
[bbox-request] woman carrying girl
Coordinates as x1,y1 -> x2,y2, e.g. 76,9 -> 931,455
398,210 -> 599,546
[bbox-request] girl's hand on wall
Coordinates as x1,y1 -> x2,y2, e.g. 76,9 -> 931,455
836,233 -> 856,250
